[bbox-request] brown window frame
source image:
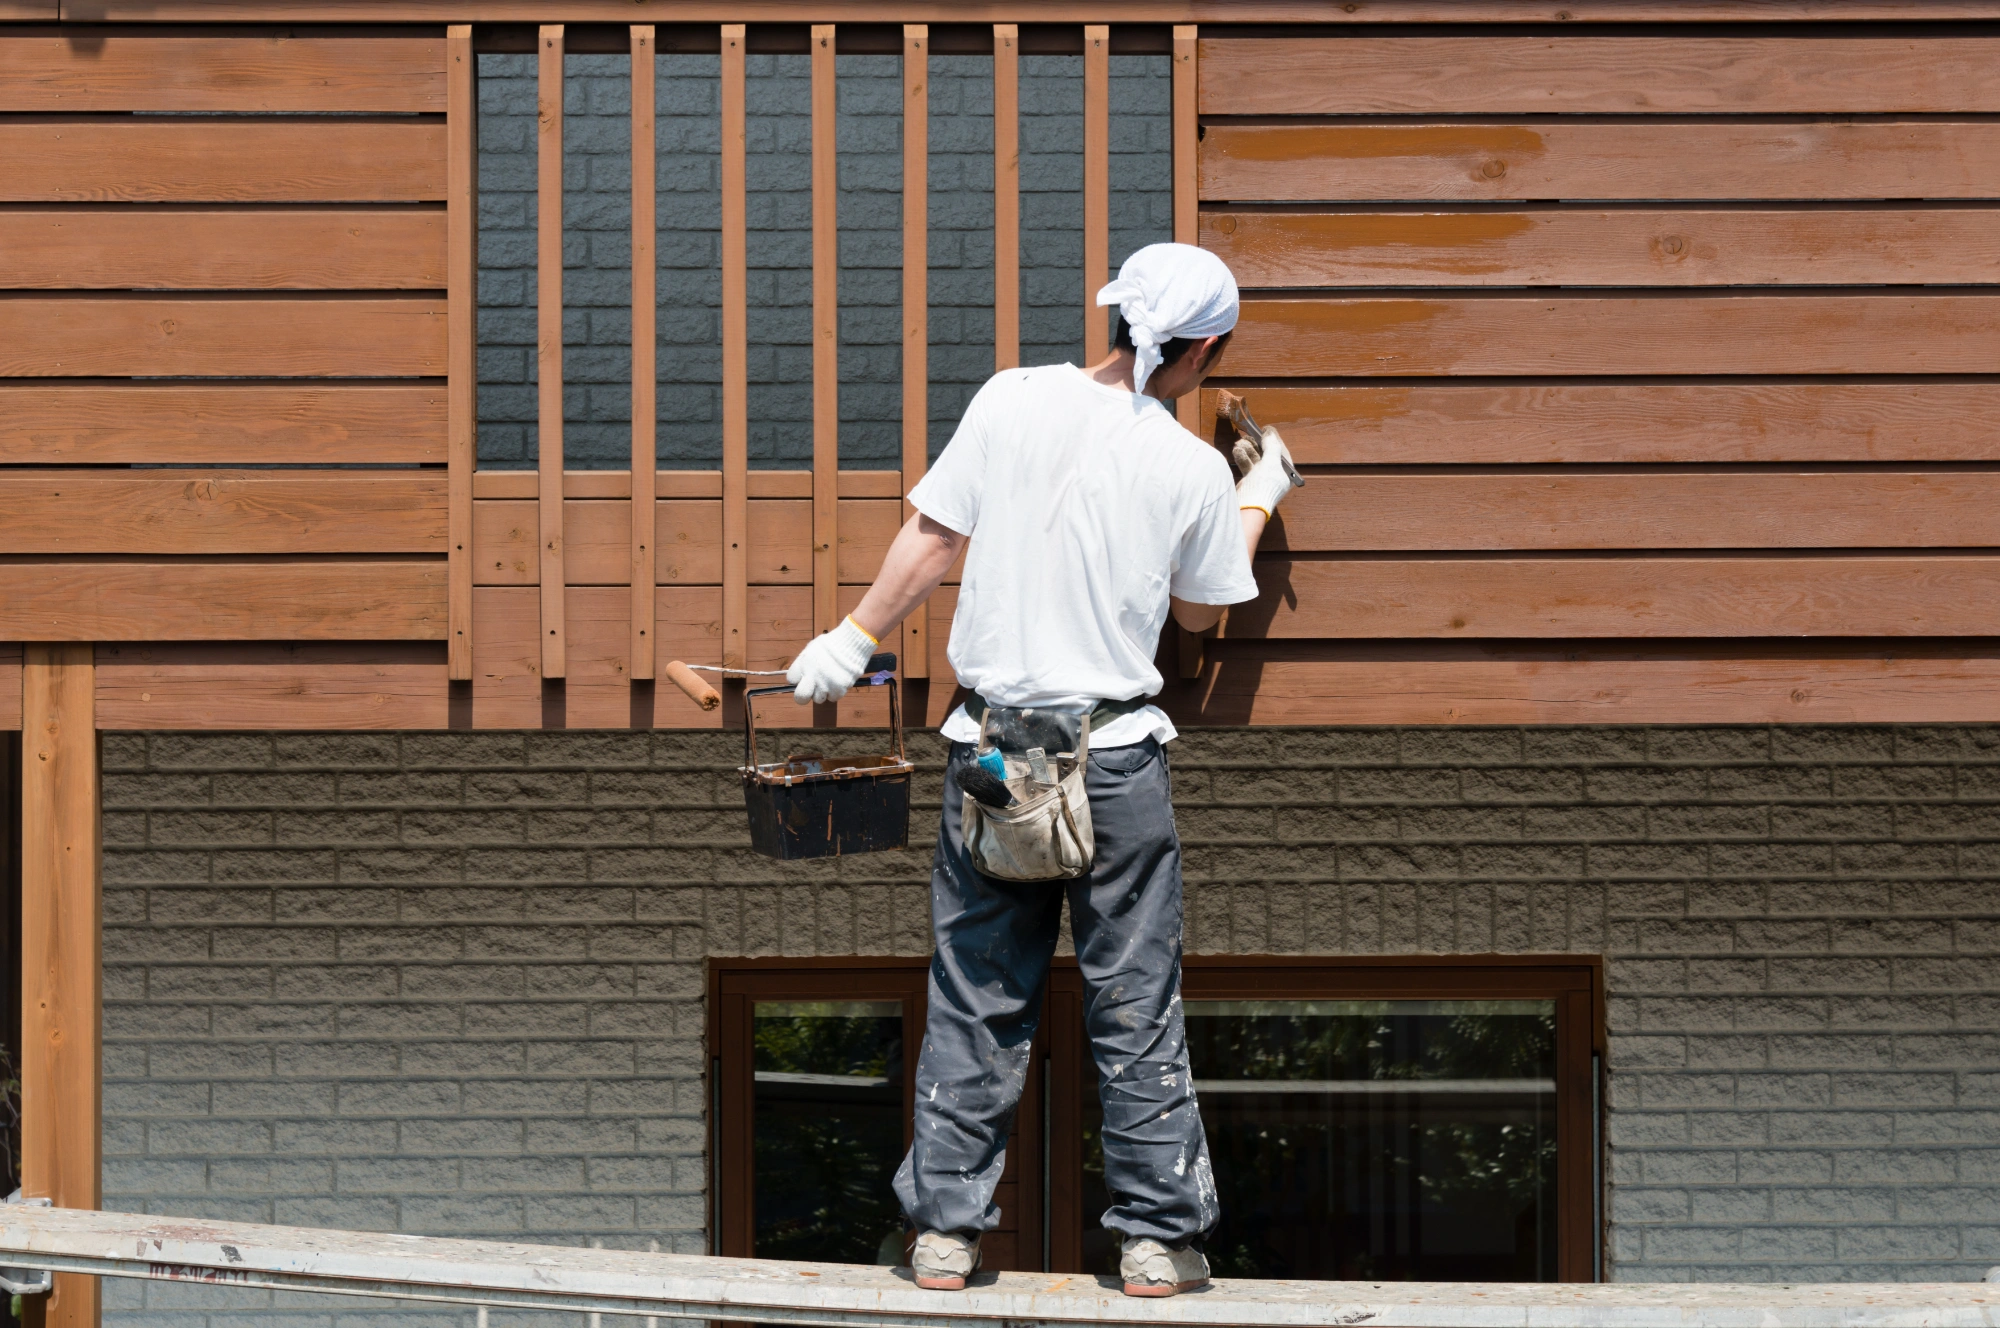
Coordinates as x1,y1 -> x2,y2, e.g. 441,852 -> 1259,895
708,955 -> 1603,1281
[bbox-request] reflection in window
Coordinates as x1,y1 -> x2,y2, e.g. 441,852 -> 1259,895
1082,999 -> 1557,1281
752,1000 -> 906,1266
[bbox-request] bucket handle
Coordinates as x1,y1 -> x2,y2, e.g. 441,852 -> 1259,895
744,652 -> 902,772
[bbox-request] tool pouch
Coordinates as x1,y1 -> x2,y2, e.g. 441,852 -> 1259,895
962,763 -> 1094,882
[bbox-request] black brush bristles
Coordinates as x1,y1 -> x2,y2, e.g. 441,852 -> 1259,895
955,762 -> 1014,809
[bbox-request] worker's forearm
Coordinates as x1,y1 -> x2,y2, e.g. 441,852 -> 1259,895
849,513 -> 965,644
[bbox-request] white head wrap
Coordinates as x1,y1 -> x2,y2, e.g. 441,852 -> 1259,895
1094,241 -> 1240,394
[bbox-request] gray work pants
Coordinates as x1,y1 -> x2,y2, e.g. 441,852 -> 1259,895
891,738 -> 1219,1246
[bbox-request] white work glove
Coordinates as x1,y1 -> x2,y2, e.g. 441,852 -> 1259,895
787,616 -> 878,706
1234,425 -> 1296,518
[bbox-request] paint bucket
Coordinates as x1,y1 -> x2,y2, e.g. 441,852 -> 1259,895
739,653 -> 912,859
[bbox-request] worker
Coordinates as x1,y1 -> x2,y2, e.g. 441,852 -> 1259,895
784,243 -> 1297,1297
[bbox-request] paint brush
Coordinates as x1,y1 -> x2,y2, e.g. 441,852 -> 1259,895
955,761 -> 1015,809
1215,389 -> 1305,489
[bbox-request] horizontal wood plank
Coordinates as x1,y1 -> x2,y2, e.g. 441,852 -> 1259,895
0,209 -> 445,289
1162,642 -> 2000,726
54,1 -> 2000,19
1204,208 -> 2000,289
95,643 -> 449,729
1227,556 -> 2000,638
1200,122 -> 2000,203
1230,293 -> 2000,377
0,383 -> 445,464
0,35 -> 444,112
0,472 -> 444,555
0,121 -> 445,203
1199,36 -> 2000,116
1267,471 -> 2000,552
1202,383 -> 2000,466
0,297 -> 445,376
0,561 -> 445,639
471,470 -> 902,500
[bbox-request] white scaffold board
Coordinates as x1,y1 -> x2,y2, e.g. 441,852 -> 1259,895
1,1206 -> 1997,1328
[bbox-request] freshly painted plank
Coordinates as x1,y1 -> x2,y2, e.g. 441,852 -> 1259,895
96,643 -> 450,730
631,24 -> 659,681
467,470 -> 903,501
0,121 -> 445,203
0,35 -> 445,112
1199,36 -> 2000,116
0,562 -> 446,640
1200,122 -> 2000,203
1172,24 -> 1199,438
1267,471 -> 2000,552
0,383 -> 445,464
1227,556 -> 2000,639
812,23 -> 839,636
902,23 -> 930,679
0,209 -> 445,289
1083,25 -> 1110,363
0,471 -> 445,554
448,23 -> 477,682
0,297 -> 445,377
721,23 -> 749,671
994,24 -> 1019,371
538,25 -> 567,680
1165,642 -> 2000,727
1229,293 -> 2000,377
1204,209 -> 2000,289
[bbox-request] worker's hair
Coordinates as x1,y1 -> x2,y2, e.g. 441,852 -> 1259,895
1112,314 -> 1228,371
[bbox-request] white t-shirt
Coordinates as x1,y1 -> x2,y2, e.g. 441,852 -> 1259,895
908,364 -> 1259,748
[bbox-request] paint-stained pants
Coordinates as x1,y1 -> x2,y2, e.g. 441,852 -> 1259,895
891,738 -> 1218,1246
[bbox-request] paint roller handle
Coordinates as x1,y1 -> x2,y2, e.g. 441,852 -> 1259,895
663,660 -> 722,711
865,652 -> 897,676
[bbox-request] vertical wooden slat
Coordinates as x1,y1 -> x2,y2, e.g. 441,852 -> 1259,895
901,25 -> 930,679
537,25 -> 566,680
1172,24 -> 1200,434
20,643 -> 101,1328
446,25 -> 476,682
993,24 -> 1019,372
1083,24 -> 1111,365
631,25 -> 658,680
812,24 -> 840,639
721,24 -> 749,671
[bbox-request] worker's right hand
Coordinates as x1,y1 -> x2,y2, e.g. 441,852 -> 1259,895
786,615 -> 878,705
1235,426 -> 1296,519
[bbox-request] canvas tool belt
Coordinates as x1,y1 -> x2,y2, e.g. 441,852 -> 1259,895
955,693 -> 1149,883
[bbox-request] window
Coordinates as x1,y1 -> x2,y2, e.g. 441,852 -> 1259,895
711,957 -> 1601,1281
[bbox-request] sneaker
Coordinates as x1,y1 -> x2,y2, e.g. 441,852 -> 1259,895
910,1230 -> 981,1291
1119,1237 -> 1209,1297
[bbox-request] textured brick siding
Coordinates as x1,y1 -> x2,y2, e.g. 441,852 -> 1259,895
100,726 -> 2000,1324
474,52 -> 1170,470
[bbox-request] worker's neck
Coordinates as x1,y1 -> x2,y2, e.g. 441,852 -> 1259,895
1087,348 -> 1156,399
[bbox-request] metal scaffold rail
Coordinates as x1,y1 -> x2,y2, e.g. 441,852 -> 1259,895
2,1208 -> 2000,1328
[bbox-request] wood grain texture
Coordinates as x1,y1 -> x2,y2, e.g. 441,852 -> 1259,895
902,24 -> 930,678
1083,25 -> 1110,364
1199,122 -> 2000,203
1227,555 -> 2000,638
1161,641 -> 2000,726
0,120 -> 445,203
0,208 -> 444,289
0,561 -> 446,640
0,34 -> 444,112
0,297 -> 445,377
1172,24 -> 1199,439
722,24 -> 749,670
1204,208 -> 2000,289
1203,383 -> 2000,466
812,23 -> 840,637
95,642 -> 450,729
538,25 -> 566,680
1266,471 -> 2000,552
1229,293 -> 2000,377
631,25 -> 659,681
0,383 -> 445,464
468,469 -> 904,500
0,471 -> 445,554
0,644 -> 17,730
18,642 -> 100,1328
994,24 -> 1020,371
448,24 -> 476,681
1199,36 -> 2000,116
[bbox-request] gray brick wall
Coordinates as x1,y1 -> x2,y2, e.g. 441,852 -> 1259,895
475,49 -> 1170,470
99,726 -> 2000,1324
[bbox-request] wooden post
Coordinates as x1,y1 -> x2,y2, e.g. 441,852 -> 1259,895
993,24 -> 1019,373
811,24 -> 840,647
1083,25 -> 1110,365
446,25 -> 476,681
631,25 -> 658,681
901,25 -> 930,679
720,24 -> 749,672
537,24 -> 567,681
20,643 -> 101,1328
1172,24 -> 1209,681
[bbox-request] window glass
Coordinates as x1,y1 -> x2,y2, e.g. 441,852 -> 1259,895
1081,998 -> 1558,1281
752,999 -> 906,1265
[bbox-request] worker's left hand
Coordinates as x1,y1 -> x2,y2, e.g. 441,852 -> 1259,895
787,616 -> 878,705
